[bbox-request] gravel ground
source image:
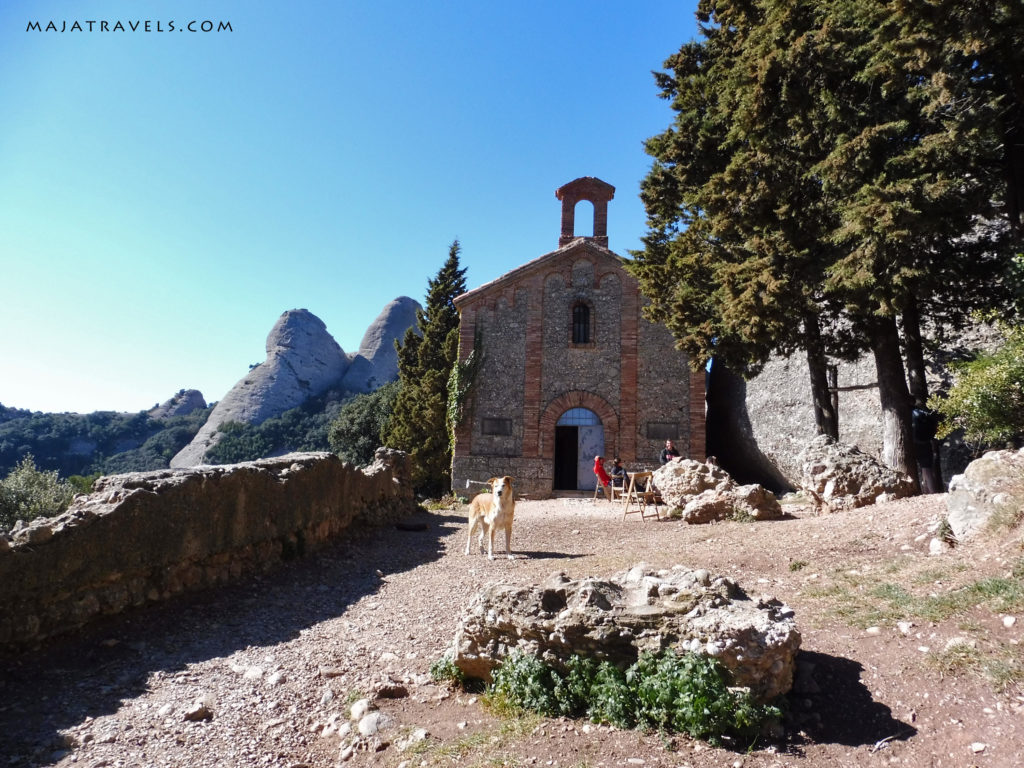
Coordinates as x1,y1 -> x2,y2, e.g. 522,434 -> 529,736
2,493 -> 1023,768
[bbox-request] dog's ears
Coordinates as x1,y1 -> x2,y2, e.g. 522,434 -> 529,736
487,477 -> 498,484
504,476 -> 515,485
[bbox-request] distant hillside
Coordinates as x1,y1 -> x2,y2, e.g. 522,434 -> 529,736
0,404 -> 214,479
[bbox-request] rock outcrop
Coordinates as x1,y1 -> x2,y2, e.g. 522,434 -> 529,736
947,448 -> 1024,541
341,297 -> 421,393
148,389 -> 207,419
449,565 -> 800,703
0,449 -> 416,649
171,301 -> 420,467
652,459 -> 784,523
797,435 -> 916,511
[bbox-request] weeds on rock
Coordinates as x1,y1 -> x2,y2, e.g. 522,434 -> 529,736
482,649 -> 781,747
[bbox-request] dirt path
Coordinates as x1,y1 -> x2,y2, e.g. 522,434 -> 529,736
2,494 -> 1022,768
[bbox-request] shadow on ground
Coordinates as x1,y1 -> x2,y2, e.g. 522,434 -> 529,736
0,509 -> 464,767
788,650 -> 917,748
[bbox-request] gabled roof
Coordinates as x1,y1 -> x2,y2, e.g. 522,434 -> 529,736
454,237 -> 628,308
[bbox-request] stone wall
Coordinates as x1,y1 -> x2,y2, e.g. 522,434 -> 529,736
709,322 -> 1003,490
0,449 -> 416,651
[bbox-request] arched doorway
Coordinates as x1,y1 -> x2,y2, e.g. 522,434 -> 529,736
553,407 -> 604,491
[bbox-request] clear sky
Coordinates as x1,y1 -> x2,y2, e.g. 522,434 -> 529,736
0,1 -> 700,414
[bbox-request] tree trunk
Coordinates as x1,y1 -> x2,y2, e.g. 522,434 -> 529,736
901,298 -> 927,409
871,316 -> 920,491
900,299 -> 943,492
804,313 -> 838,439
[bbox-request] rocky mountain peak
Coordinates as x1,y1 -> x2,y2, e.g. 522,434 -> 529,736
148,389 -> 207,420
170,299 -> 419,467
341,296 -> 421,393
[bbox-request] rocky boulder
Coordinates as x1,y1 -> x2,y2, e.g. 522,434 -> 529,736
947,448 -> 1024,541
797,435 -> 916,511
449,565 -> 800,703
149,389 -> 207,419
171,309 -> 349,467
341,296 -> 421,393
652,460 -> 784,522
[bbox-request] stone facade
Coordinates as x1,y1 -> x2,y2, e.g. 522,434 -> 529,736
452,178 -> 705,498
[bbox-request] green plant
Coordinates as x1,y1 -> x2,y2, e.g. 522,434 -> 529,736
930,325 -> 1024,453
789,560 -> 808,572
446,328 -> 483,454
485,649 -> 780,746
430,655 -> 466,687
0,454 -> 76,530
488,651 -> 560,717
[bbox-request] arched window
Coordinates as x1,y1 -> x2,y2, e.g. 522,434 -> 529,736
572,302 -> 591,344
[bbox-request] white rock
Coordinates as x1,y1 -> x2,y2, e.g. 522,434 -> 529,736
865,626 -> 882,636
1004,615 -> 1017,628
928,538 -> 946,556
970,742 -> 987,753
243,666 -> 264,680
358,711 -> 389,737
265,671 -> 285,686
350,698 -> 373,721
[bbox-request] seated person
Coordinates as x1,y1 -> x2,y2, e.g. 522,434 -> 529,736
610,457 -> 628,488
660,439 -> 680,465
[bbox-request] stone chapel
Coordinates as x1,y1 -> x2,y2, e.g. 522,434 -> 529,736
451,177 -> 706,498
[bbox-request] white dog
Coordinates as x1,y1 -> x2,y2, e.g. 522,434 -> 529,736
465,476 -> 515,560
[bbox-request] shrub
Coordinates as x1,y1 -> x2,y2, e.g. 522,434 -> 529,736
429,655 -> 466,687
328,381 -> 399,465
481,649 -> 780,746
0,455 -> 76,530
931,326 -> 1024,453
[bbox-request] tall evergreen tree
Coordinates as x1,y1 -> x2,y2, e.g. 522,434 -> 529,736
633,0 -> 1021,480
384,241 -> 466,496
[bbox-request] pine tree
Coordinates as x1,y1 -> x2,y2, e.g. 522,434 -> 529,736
384,241 -> 467,496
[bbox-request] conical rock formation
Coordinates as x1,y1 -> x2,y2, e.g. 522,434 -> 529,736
341,296 -> 421,393
170,309 -> 348,467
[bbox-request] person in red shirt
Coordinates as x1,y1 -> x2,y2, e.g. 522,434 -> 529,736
593,455 -> 612,499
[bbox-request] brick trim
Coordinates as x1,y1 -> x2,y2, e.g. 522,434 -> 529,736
687,367 -> 707,460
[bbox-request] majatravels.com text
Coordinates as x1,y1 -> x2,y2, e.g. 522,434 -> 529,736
27,20 -> 232,33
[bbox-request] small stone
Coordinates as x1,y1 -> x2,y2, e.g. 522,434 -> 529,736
1004,615 -> 1017,628
897,621 -> 914,635
928,538 -> 946,555
157,703 -> 173,717
243,666 -> 264,680
339,745 -> 354,762
266,671 -> 285,686
970,742 -> 987,753
944,637 -> 976,651
320,689 -> 335,705
183,702 -> 213,722
350,698 -> 373,721
358,712 -> 388,737
865,626 -> 882,636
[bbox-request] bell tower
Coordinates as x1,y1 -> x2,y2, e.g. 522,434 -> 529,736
555,176 -> 616,248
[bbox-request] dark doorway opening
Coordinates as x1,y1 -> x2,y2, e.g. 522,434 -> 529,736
553,426 -> 578,490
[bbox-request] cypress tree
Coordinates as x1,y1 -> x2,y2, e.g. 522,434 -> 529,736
633,0 -> 1021,480
384,241 -> 467,496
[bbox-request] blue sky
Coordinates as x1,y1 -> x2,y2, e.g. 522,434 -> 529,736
0,1 -> 699,414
